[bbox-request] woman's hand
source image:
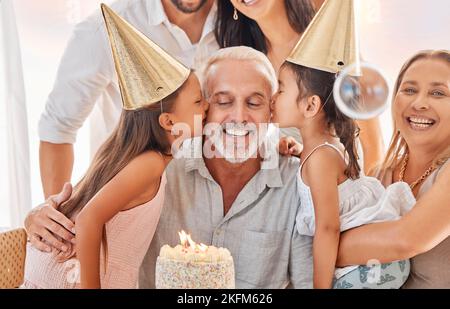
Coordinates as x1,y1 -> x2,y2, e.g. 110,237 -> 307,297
278,136 -> 303,157
24,183 -> 76,253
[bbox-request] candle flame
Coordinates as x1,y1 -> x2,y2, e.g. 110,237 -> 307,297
198,243 -> 208,252
186,234 -> 196,248
178,230 -> 188,247
178,230 -> 208,252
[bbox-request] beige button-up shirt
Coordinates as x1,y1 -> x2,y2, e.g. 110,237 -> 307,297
139,138 -> 313,289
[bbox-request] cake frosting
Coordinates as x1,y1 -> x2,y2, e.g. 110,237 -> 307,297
155,231 -> 235,289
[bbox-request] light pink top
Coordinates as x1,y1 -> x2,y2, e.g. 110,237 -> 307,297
24,173 -> 166,289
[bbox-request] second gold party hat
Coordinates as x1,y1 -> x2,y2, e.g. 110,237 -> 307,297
286,0 -> 359,74
101,4 -> 190,110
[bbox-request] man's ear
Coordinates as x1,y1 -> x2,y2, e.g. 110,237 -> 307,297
304,95 -> 322,118
159,113 -> 174,131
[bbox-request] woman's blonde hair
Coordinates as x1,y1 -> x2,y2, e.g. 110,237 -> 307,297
377,50 -> 450,179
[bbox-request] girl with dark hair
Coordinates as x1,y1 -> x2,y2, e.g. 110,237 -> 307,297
215,0 -> 384,174
23,5 -> 208,289
271,62 -> 414,289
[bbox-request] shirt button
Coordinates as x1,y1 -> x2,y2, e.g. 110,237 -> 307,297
215,229 -> 222,235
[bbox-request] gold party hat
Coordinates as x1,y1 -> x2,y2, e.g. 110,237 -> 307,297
101,4 -> 190,110
286,0 -> 360,74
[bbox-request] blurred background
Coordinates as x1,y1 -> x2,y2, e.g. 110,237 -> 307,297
1,0 -> 449,227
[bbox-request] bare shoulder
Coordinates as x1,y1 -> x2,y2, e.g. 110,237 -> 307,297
125,151 -> 166,179
303,146 -> 343,176
108,151 -> 166,191
102,151 -> 166,211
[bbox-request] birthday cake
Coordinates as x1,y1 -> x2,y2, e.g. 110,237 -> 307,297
155,231 -> 235,289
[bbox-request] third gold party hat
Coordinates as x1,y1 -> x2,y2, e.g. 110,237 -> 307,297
101,4 -> 190,110
286,0 -> 360,74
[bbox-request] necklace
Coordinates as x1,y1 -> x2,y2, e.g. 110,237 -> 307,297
398,154 -> 436,190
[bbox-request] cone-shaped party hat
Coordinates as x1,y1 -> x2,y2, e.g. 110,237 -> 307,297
101,3 -> 190,110
286,0 -> 360,74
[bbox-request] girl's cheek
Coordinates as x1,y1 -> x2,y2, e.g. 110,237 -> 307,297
285,94 -> 297,106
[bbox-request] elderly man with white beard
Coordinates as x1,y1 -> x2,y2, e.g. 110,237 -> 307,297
24,45 -> 312,289
139,46 -> 313,289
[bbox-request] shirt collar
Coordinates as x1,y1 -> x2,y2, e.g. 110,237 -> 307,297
201,2 -> 217,39
184,138 -> 213,180
256,162 -> 284,190
255,130 -> 284,190
147,1 -> 217,38
147,0 -> 168,26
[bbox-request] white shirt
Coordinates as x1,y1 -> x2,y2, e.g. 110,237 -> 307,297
38,0 -> 218,153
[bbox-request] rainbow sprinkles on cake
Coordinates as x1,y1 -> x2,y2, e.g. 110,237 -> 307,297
156,231 -> 235,289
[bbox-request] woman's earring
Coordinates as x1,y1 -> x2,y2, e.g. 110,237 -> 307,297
233,7 -> 239,21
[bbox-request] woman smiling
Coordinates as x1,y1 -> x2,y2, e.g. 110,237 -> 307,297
337,50 -> 450,288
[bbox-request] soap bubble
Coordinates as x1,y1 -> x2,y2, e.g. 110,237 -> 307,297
333,62 -> 390,120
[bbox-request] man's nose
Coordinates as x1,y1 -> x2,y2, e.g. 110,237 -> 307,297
231,102 -> 249,123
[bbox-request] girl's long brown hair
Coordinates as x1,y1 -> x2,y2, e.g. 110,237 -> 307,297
377,50 -> 450,179
59,86 -> 184,219
58,80 -> 187,271
283,62 -> 361,179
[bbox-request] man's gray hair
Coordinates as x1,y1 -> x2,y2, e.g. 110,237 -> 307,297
200,46 -> 278,99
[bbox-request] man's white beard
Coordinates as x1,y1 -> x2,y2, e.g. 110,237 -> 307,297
213,123 -> 264,164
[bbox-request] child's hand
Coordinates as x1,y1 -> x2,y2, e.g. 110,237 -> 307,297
278,136 -> 303,157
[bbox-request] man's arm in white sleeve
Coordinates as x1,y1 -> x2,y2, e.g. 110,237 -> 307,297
38,16 -> 114,197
